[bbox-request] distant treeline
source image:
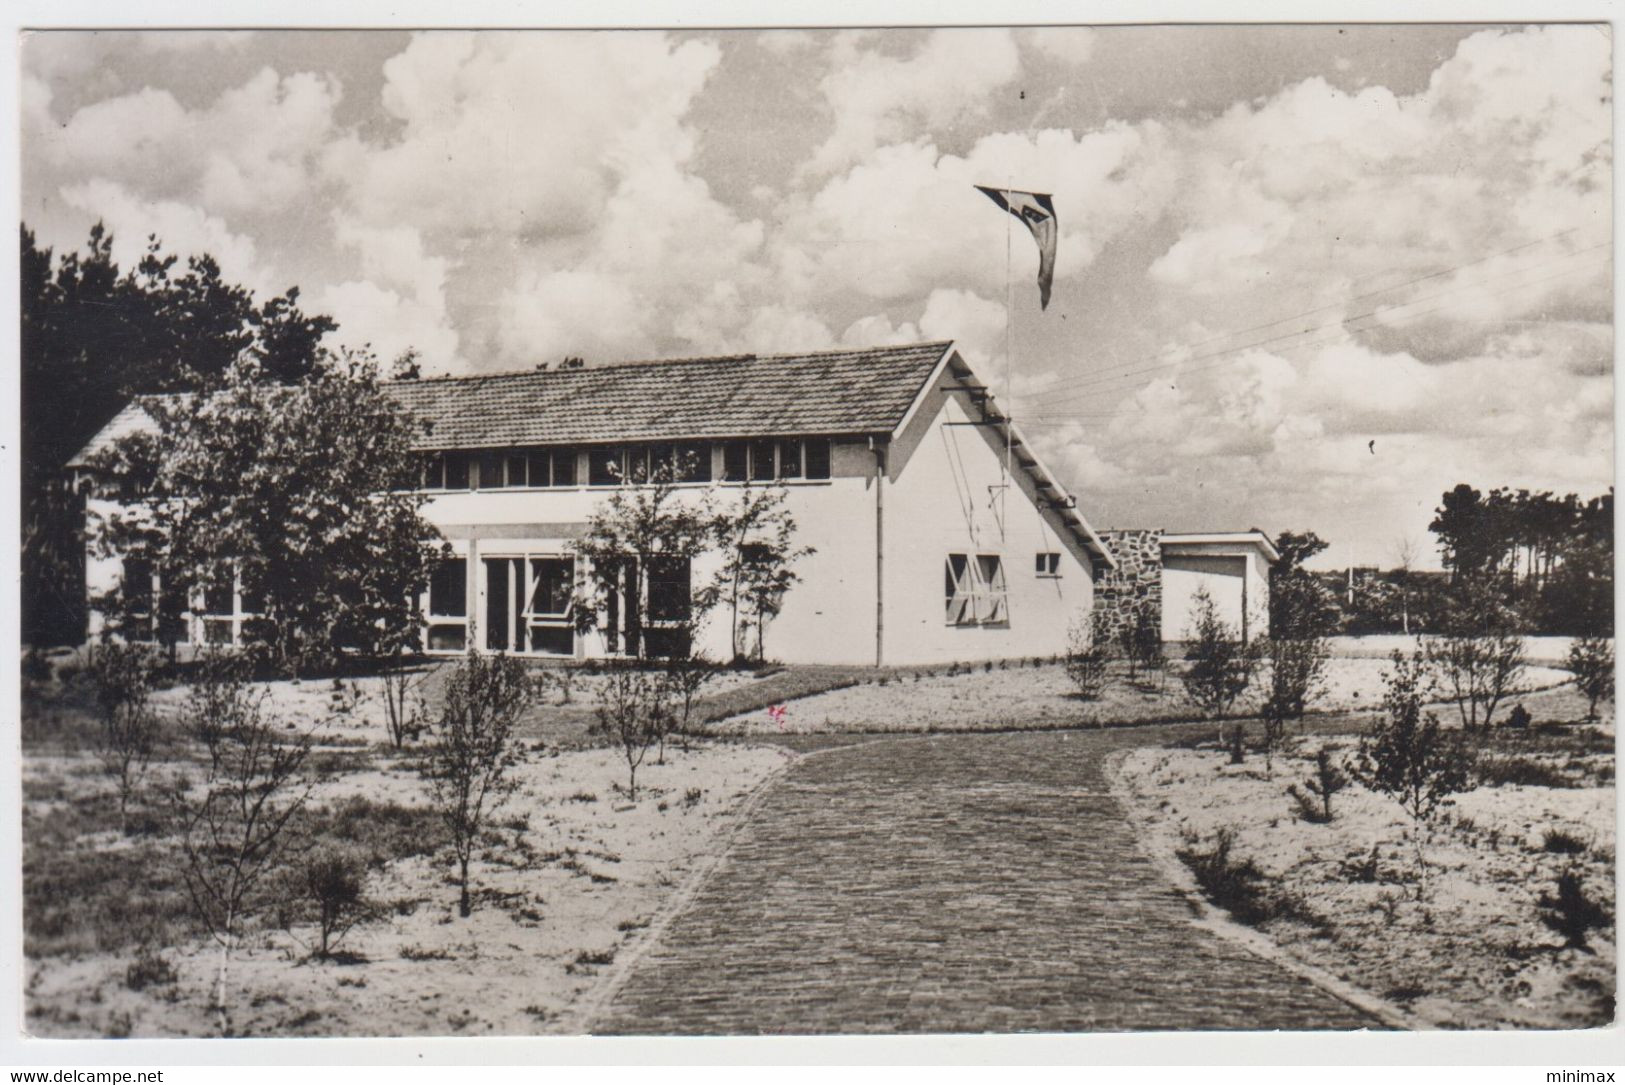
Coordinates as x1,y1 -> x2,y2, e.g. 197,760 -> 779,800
1291,485 -> 1613,638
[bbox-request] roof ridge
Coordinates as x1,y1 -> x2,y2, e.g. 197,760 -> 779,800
393,340 -> 953,386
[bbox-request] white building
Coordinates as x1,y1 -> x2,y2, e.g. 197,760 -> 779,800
73,341 -> 1116,667
1096,529 -> 1279,644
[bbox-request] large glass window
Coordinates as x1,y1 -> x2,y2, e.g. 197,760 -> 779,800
121,558 -> 155,639
482,555 -> 576,656
442,452 -> 470,490
748,438 -> 776,481
722,441 -> 749,482
425,558 -> 468,651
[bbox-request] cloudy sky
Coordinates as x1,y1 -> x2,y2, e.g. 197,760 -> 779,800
20,24 -> 1613,568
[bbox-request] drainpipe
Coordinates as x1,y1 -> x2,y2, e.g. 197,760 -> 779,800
870,436 -> 886,667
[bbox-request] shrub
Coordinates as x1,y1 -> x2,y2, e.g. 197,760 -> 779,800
1537,867 -> 1611,952
1355,650 -> 1476,824
1476,755 -> 1573,790
662,650 -> 718,759
1288,746 -> 1348,824
1180,587 -> 1262,721
1542,829 -> 1589,856
124,947 -> 178,991
1175,828 -> 1314,928
421,651 -> 530,918
1064,610 -> 1111,700
90,642 -> 161,835
1567,636 -> 1615,724
301,846 -> 371,960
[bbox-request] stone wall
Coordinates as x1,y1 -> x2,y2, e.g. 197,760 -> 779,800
1095,529 -> 1163,643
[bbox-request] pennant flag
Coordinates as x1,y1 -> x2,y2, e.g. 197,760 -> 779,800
976,185 -> 1058,309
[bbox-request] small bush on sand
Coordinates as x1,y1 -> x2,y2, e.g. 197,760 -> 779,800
421,651 -> 530,918
1537,867 -> 1612,952
1176,828 -> 1316,928
1288,746 -> 1349,824
300,846 -> 371,960
1541,829 -> 1590,856
1064,609 -> 1111,700
1567,636 -> 1615,724
1120,600 -> 1163,684
124,946 -> 178,992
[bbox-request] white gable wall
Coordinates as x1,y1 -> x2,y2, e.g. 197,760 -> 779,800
879,379 -> 1096,666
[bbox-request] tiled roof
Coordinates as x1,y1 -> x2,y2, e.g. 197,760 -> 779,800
68,343 -> 954,464
386,342 -> 953,450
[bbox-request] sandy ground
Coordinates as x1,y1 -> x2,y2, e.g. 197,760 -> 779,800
1115,737 -> 1615,1029
139,664 -> 765,748
24,739 -> 791,1038
713,657 -> 1573,735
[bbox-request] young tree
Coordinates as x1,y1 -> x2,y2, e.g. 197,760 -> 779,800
1424,576 -> 1528,733
710,482 -> 813,663
420,652 -> 530,918
569,450 -> 717,661
593,659 -> 671,798
89,641 -> 161,834
1288,746 -> 1349,824
662,649 -> 718,759
89,351 -> 443,675
1566,636 -> 1615,724
1259,572 -> 1335,763
379,662 -> 428,749
1065,608 -> 1111,700
1355,649 -> 1476,825
1181,586 -> 1262,723
174,666 -> 334,1034
1119,599 -> 1163,684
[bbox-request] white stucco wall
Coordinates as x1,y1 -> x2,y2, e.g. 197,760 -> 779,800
879,380 -> 1096,666
1160,542 -> 1272,642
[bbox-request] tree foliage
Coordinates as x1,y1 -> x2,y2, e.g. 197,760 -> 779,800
22,224 -> 337,645
1423,576 -> 1528,733
569,451 -> 718,661
89,351 -> 443,675
711,482 -> 813,663
1566,636 -> 1615,724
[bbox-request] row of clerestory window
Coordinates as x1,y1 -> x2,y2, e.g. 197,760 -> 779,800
417,438 -> 833,491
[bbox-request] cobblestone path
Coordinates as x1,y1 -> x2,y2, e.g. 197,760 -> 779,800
593,728 -> 1381,1034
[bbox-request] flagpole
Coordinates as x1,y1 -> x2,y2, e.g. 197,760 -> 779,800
1003,182 -> 1014,539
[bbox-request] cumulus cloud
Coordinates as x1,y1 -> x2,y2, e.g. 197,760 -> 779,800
803,29 -> 1022,178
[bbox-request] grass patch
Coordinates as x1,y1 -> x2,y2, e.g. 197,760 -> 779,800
308,795 -> 443,870
1542,829 -> 1591,856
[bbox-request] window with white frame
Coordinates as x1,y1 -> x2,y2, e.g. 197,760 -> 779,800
1035,552 -> 1061,577
425,558 -> 468,651
200,567 -> 259,646
482,554 -> 576,656
945,553 -> 1009,626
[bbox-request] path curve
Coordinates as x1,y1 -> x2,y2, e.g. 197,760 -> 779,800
592,727 -> 1382,1034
